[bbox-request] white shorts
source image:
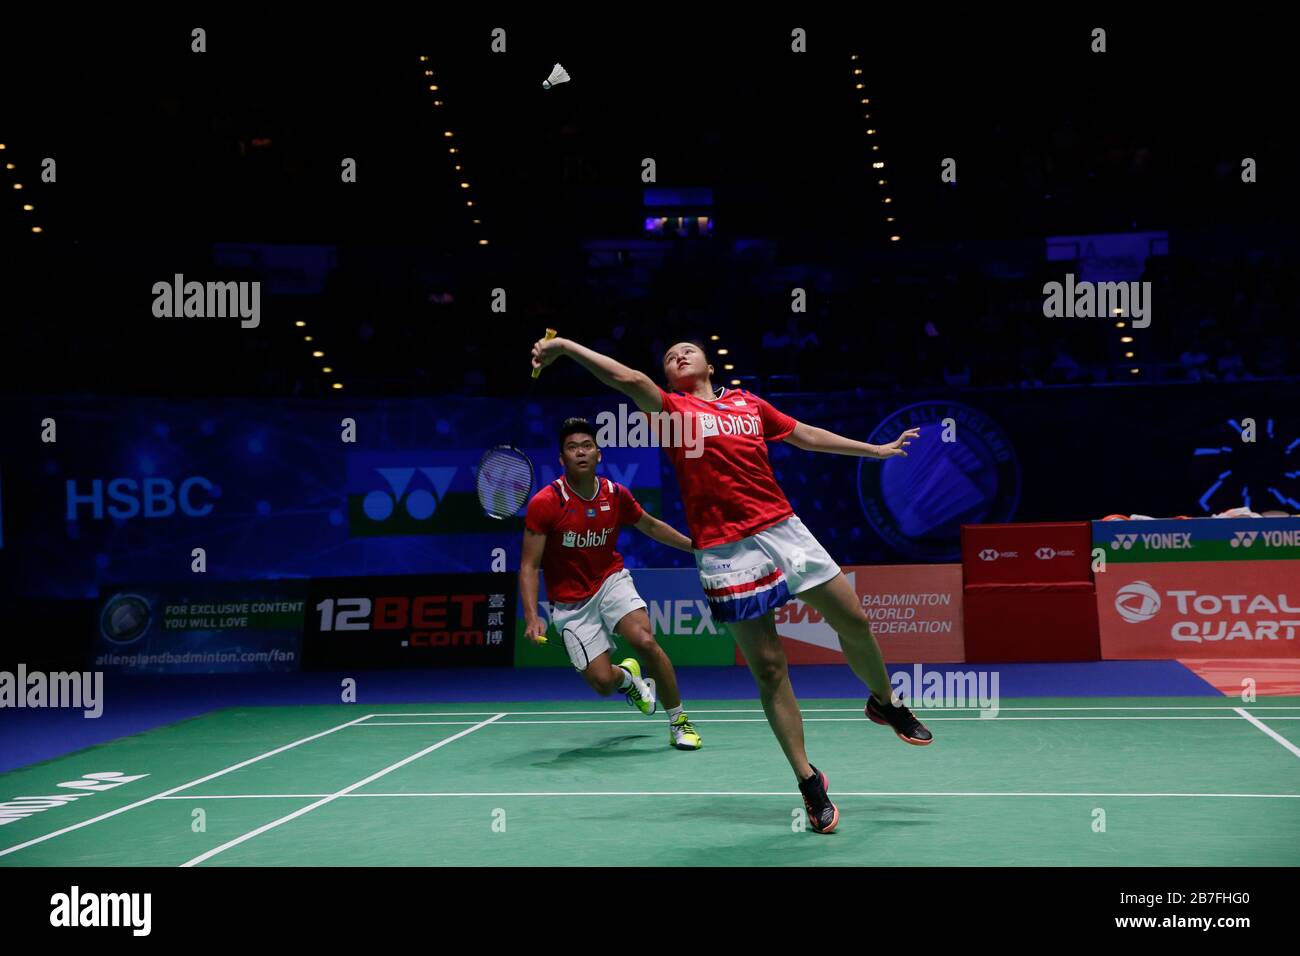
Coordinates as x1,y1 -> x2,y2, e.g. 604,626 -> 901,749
549,568 -> 648,671
693,515 -> 840,623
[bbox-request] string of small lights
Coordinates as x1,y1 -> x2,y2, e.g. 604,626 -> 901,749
1,143 -> 45,235
420,54 -> 488,248
700,334 -> 740,388
293,317 -> 342,391
850,54 -> 899,243
1116,308 -> 1139,377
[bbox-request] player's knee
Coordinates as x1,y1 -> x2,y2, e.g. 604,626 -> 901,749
621,627 -> 656,653
751,657 -> 787,691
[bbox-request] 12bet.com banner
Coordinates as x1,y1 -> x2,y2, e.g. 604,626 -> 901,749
303,573 -> 515,669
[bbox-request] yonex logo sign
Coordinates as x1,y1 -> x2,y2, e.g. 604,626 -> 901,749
1111,532 -> 1192,550
361,467 -> 456,522
1230,531 -> 1259,548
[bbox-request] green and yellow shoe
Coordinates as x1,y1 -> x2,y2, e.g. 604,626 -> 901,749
619,658 -> 657,715
668,713 -> 702,750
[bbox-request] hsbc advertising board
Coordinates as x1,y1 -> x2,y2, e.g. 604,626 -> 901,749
1097,562 -> 1300,659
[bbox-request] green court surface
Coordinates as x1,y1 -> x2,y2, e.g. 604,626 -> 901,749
2,697 -> 1298,866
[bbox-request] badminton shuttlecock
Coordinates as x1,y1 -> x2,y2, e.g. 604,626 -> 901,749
542,63 -> 570,90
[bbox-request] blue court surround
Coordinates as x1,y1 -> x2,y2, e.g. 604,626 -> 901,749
0,661 -> 1221,773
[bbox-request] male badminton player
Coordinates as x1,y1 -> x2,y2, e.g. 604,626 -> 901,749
520,417 -> 703,750
531,337 -> 932,833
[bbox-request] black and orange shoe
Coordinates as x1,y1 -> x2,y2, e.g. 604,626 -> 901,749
866,694 -> 933,745
797,764 -> 839,834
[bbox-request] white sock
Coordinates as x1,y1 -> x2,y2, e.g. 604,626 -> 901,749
667,704 -> 684,722
616,666 -> 633,690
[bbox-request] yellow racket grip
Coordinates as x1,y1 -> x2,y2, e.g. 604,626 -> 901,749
531,328 -> 558,379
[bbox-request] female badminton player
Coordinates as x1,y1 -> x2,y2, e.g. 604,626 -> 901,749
530,335 -> 932,834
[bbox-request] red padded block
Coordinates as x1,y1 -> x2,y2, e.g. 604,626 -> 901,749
961,522 -> 1093,586
963,584 -> 1101,662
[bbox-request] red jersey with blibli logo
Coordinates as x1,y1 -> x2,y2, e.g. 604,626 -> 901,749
657,386 -> 797,549
525,476 -> 645,603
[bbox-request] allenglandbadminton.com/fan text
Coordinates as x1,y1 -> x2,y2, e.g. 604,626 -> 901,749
94,650 -> 296,667
592,405 -> 756,458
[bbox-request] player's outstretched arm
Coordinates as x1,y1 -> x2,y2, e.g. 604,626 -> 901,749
784,421 -> 920,459
519,529 -> 550,644
633,513 -> 694,552
530,336 -> 663,414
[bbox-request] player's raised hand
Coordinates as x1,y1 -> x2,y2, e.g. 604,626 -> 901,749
531,334 -> 565,373
878,427 -> 920,458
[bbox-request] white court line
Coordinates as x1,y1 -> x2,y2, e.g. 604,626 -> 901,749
0,712 -> 377,860
157,795 -> 326,800
355,721 -> 483,726
1235,708 -> 1300,759
359,716 -> 1300,726
354,705 -> 1300,719
179,713 -> 506,868
157,791 -> 1300,800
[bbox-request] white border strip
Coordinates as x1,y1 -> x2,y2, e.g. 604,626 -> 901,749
357,716 -> 1300,725
155,790 -> 1300,800
353,705 -> 1300,719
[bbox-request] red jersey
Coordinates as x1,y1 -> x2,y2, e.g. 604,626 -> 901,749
524,476 -> 645,603
657,386 -> 797,549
